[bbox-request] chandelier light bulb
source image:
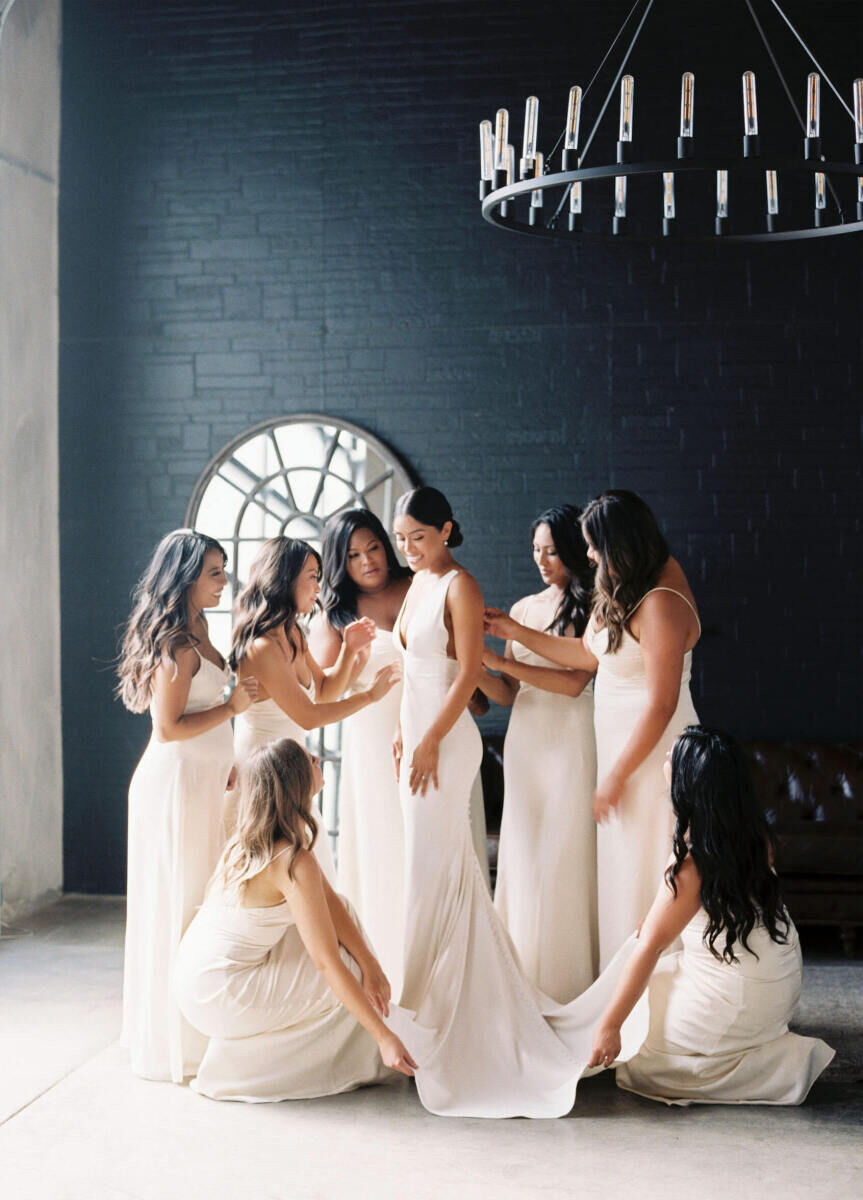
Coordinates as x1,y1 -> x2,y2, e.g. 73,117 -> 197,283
522,96 -> 539,173
619,75 -> 634,142
570,180 -> 582,215
765,170 -> 779,215
814,172 -> 826,210
680,72 -> 695,138
854,79 -> 863,145
505,143 -> 515,186
663,172 -> 676,219
716,170 -> 729,218
614,175 -> 627,218
531,152 -> 545,208
565,86 -> 583,150
479,120 -> 494,181
742,71 -> 759,136
494,109 -> 510,172
806,73 -> 820,139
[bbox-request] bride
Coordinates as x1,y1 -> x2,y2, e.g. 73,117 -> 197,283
388,486 -> 647,1119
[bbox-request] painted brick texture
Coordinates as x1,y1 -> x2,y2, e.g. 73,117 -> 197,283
60,0 -> 862,892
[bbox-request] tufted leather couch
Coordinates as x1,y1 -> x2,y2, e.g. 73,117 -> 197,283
479,735 -> 863,951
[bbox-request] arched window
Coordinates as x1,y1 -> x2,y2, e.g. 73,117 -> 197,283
186,415 -> 416,857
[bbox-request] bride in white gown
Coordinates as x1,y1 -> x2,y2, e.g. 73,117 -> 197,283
386,487 -> 649,1119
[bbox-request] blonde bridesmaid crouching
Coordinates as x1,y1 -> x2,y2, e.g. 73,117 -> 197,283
589,726 -> 834,1105
116,529 -> 257,1082
175,737 -> 417,1102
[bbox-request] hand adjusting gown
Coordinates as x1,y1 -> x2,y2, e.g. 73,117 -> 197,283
385,569 -> 649,1118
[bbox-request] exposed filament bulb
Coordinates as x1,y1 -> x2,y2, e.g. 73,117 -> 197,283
614,175 -> 627,217
680,72 -> 694,138
814,172 -> 826,210
522,96 -> 539,166
619,75 -> 634,142
854,80 -> 863,144
565,86 -> 582,151
494,109 -> 509,172
716,170 -> 729,219
531,152 -> 544,208
479,120 -> 494,181
806,73 -> 820,139
570,181 -> 582,215
765,170 -> 779,215
742,71 -> 759,136
663,172 -> 675,220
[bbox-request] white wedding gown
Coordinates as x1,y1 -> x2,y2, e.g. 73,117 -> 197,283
386,569 -> 648,1118
122,650 -> 234,1082
494,594 -> 598,1001
232,685 -> 336,885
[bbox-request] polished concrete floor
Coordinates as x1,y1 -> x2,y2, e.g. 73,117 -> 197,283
1,897 -> 861,1200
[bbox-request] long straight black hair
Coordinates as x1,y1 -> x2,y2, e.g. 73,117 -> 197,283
666,726 -> 789,963
230,537 -> 322,668
531,505 -> 594,637
319,508 -> 410,632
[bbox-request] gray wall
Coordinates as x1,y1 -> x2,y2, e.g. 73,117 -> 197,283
60,0 -> 862,894
0,0 -> 62,920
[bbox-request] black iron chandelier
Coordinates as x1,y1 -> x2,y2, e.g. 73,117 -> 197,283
478,0 -> 863,243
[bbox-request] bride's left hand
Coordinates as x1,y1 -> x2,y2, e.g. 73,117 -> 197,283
409,735 -> 440,796
360,956 -> 391,1017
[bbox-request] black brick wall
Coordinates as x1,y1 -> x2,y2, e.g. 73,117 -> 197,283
60,0 -> 862,892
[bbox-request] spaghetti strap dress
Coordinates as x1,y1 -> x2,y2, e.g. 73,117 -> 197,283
122,649 -> 234,1082
494,594 -> 598,1001
231,683 -> 336,885
385,569 -> 649,1118
584,587 -> 700,969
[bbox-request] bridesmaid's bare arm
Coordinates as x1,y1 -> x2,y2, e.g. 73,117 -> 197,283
150,646 -> 253,742
483,608 -> 598,672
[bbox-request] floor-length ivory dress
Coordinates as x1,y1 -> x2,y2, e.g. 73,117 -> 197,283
122,651 -> 234,1082
584,587 -> 699,970
616,911 -> 834,1105
175,879 -> 394,1102
387,569 -> 649,1118
232,688 -> 336,885
338,633 -> 490,994
494,594 -> 598,1001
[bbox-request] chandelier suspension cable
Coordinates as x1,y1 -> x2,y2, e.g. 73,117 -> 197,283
744,0 -> 845,219
767,0 -> 855,120
544,0 -> 647,171
549,0 -> 657,228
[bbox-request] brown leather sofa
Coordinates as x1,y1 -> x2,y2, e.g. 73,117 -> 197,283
479,735 -> 863,952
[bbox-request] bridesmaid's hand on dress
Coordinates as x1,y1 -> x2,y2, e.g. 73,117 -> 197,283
378,1031 -> 419,1078
343,617 -> 376,656
367,663 -> 401,704
587,1022 -> 622,1069
409,735 -> 440,796
360,956 -> 391,1017
483,607 -> 519,641
593,772 -> 625,823
392,727 -> 403,781
228,675 -> 259,716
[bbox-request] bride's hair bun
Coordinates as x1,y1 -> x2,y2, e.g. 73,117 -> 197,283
395,486 -> 464,547
447,518 -> 464,548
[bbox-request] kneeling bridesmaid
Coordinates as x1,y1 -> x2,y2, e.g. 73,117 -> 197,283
589,726 -> 834,1106
174,738 -> 417,1102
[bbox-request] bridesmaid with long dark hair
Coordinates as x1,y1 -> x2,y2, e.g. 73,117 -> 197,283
481,505 -> 598,1000
309,509 -> 411,988
230,536 -> 399,879
589,726 -> 833,1105
485,490 -> 700,969
116,529 -> 258,1082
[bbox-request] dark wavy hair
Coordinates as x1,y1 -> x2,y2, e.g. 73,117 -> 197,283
580,490 -> 669,653
230,537 -> 322,668
394,486 -> 464,547
531,505 -> 594,637
319,508 -> 410,632
116,529 -> 227,713
666,726 -> 790,963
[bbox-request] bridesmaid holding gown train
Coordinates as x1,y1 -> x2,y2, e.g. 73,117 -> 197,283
386,487 -> 649,1118
480,505 -> 598,1000
589,726 -> 833,1105
485,490 -> 700,969
116,529 -> 258,1081
229,536 -> 399,884
309,509 -> 411,990
175,737 -> 418,1101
